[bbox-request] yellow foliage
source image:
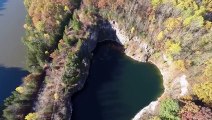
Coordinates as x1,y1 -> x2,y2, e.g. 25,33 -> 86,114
174,60 -> 186,71
180,101 -> 200,114
180,95 -> 193,101
194,6 -> 206,16
15,86 -> 24,94
193,81 -> 212,105
183,16 -> 193,26
157,31 -> 164,41
54,93 -> 59,100
202,0 -> 212,12
35,21 -> 44,32
64,6 -> 69,11
130,27 -> 135,34
176,0 -> 198,11
164,18 -> 181,31
205,21 -> 212,30
192,16 -> 204,27
165,53 -> 174,62
165,41 -> 181,55
25,113 -> 37,120
44,34 -> 50,39
151,0 -> 162,7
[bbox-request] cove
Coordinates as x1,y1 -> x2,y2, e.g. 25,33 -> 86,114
72,42 -> 164,120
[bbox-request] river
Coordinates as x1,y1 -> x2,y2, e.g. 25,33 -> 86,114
72,42 -> 164,120
0,0 -> 28,106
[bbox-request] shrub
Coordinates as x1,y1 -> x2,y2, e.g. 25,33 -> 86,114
159,98 -> 180,120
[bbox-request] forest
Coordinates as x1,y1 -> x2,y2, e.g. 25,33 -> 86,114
1,0 -> 212,120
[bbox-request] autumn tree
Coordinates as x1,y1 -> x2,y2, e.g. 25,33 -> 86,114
193,81 -> 212,105
180,101 -> 212,120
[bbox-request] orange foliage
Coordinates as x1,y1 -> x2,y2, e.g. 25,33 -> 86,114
115,0 -> 125,7
98,0 -> 108,8
27,0 -> 73,34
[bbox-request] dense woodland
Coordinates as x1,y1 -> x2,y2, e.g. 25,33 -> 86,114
2,0 -> 212,120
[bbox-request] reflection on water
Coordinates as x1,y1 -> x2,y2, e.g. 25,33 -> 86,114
72,42 -> 164,120
0,0 -> 7,11
0,0 -> 26,67
0,65 -> 28,105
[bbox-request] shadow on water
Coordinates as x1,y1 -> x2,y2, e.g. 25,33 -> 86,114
0,0 -> 8,11
0,65 -> 28,105
72,42 -> 164,120
72,42 -> 125,120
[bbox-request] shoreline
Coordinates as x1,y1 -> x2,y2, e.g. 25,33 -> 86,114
109,21 -> 188,119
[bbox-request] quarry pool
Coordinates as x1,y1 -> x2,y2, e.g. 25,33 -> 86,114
72,42 -> 164,120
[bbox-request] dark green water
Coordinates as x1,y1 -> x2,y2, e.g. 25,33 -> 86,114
72,42 -> 164,120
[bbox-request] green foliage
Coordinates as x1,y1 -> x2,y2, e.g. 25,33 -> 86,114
24,39 -> 48,72
157,31 -> 164,41
76,39 -> 82,50
193,81 -> 212,105
151,0 -> 162,7
63,53 -> 81,86
159,98 -> 180,120
63,27 -> 78,46
3,74 -> 41,120
71,14 -> 81,31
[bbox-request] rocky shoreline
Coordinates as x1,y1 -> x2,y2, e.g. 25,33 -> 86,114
109,21 -> 188,120
70,20 -> 189,120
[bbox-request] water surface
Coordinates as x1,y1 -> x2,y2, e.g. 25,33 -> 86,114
0,0 -> 26,67
0,0 -> 27,106
72,43 -> 164,120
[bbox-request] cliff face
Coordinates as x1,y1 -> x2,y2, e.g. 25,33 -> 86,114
72,18 -> 189,120
108,21 -> 189,119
